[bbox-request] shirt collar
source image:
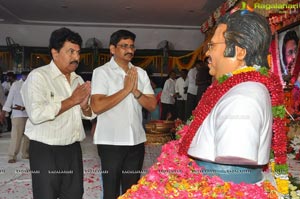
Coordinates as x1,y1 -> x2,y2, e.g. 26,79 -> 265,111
109,57 -> 134,73
49,60 -> 79,82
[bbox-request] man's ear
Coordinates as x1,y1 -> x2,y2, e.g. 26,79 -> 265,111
51,49 -> 58,60
236,46 -> 246,61
109,45 -> 115,56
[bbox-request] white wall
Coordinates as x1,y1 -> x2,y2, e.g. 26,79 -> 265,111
0,24 -> 205,50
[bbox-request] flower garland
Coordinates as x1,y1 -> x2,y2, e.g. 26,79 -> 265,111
119,66 -> 289,198
119,139 -> 278,199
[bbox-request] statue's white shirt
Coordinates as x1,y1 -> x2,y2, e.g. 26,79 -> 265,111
188,82 -> 272,165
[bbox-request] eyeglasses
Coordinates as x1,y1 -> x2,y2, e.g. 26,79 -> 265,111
207,42 -> 225,50
117,44 -> 136,50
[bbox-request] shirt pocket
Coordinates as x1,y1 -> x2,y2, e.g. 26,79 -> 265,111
47,90 -> 65,103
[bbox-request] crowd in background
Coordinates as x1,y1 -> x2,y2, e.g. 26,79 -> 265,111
144,58 -> 212,124
0,56 -> 213,140
0,29 -> 212,199
0,70 -> 30,164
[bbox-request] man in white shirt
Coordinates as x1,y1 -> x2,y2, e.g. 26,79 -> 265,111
2,72 -> 16,132
2,72 -> 16,97
160,71 -> 177,120
21,27 -> 94,199
0,81 -> 5,132
91,29 -> 156,199
2,71 -> 29,163
175,69 -> 188,121
185,62 -> 199,119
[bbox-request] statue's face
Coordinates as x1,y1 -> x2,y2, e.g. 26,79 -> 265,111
284,39 -> 298,74
206,24 -> 244,79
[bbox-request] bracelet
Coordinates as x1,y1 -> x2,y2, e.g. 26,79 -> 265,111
134,91 -> 143,99
82,105 -> 90,112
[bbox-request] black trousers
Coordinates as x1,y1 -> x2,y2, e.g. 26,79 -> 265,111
29,140 -> 83,199
176,100 -> 186,121
185,93 -> 198,120
161,103 -> 176,120
97,143 -> 145,199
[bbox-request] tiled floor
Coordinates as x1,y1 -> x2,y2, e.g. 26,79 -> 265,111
0,129 -> 162,199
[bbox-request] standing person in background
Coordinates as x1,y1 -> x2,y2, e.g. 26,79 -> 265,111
185,61 -> 199,120
0,68 -> 5,134
150,78 -> 162,120
0,68 -> 3,83
2,72 -> 16,97
175,69 -> 188,122
0,80 -> 5,134
0,85 -> 4,119
2,72 -> 16,132
196,58 -> 212,102
160,70 -> 177,120
21,27 -> 94,199
2,71 -> 30,163
91,29 -> 156,199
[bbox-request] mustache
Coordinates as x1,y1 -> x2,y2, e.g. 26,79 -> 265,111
70,60 -> 79,65
125,53 -> 134,56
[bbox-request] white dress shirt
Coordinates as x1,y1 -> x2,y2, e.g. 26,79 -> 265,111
91,57 -> 154,145
188,82 -> 272,165
175,77 -> 187,101
186,67 -> 198,95
2,79 -> 27,118
21,60 -> 94,146
2,81 -> 11,97
160,78 -> 176,104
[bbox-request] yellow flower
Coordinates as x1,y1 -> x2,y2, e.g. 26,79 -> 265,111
232,66 -> 256,75
275,178 -> 289,195
270,161 -> 275,173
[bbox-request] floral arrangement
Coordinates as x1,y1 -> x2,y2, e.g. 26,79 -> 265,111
119,138 -> 278,198
119,66 -> 291,199
288,135 -> 300,160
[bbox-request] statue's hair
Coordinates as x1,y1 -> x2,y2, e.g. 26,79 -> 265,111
218,10 -> 272,67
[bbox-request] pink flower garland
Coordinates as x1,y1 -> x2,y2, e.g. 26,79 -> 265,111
120,137 -> 278,198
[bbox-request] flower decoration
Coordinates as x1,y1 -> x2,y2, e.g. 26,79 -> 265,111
288,135 -> 300,160
119,66 -> 291,198
119,137 -> 278,199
